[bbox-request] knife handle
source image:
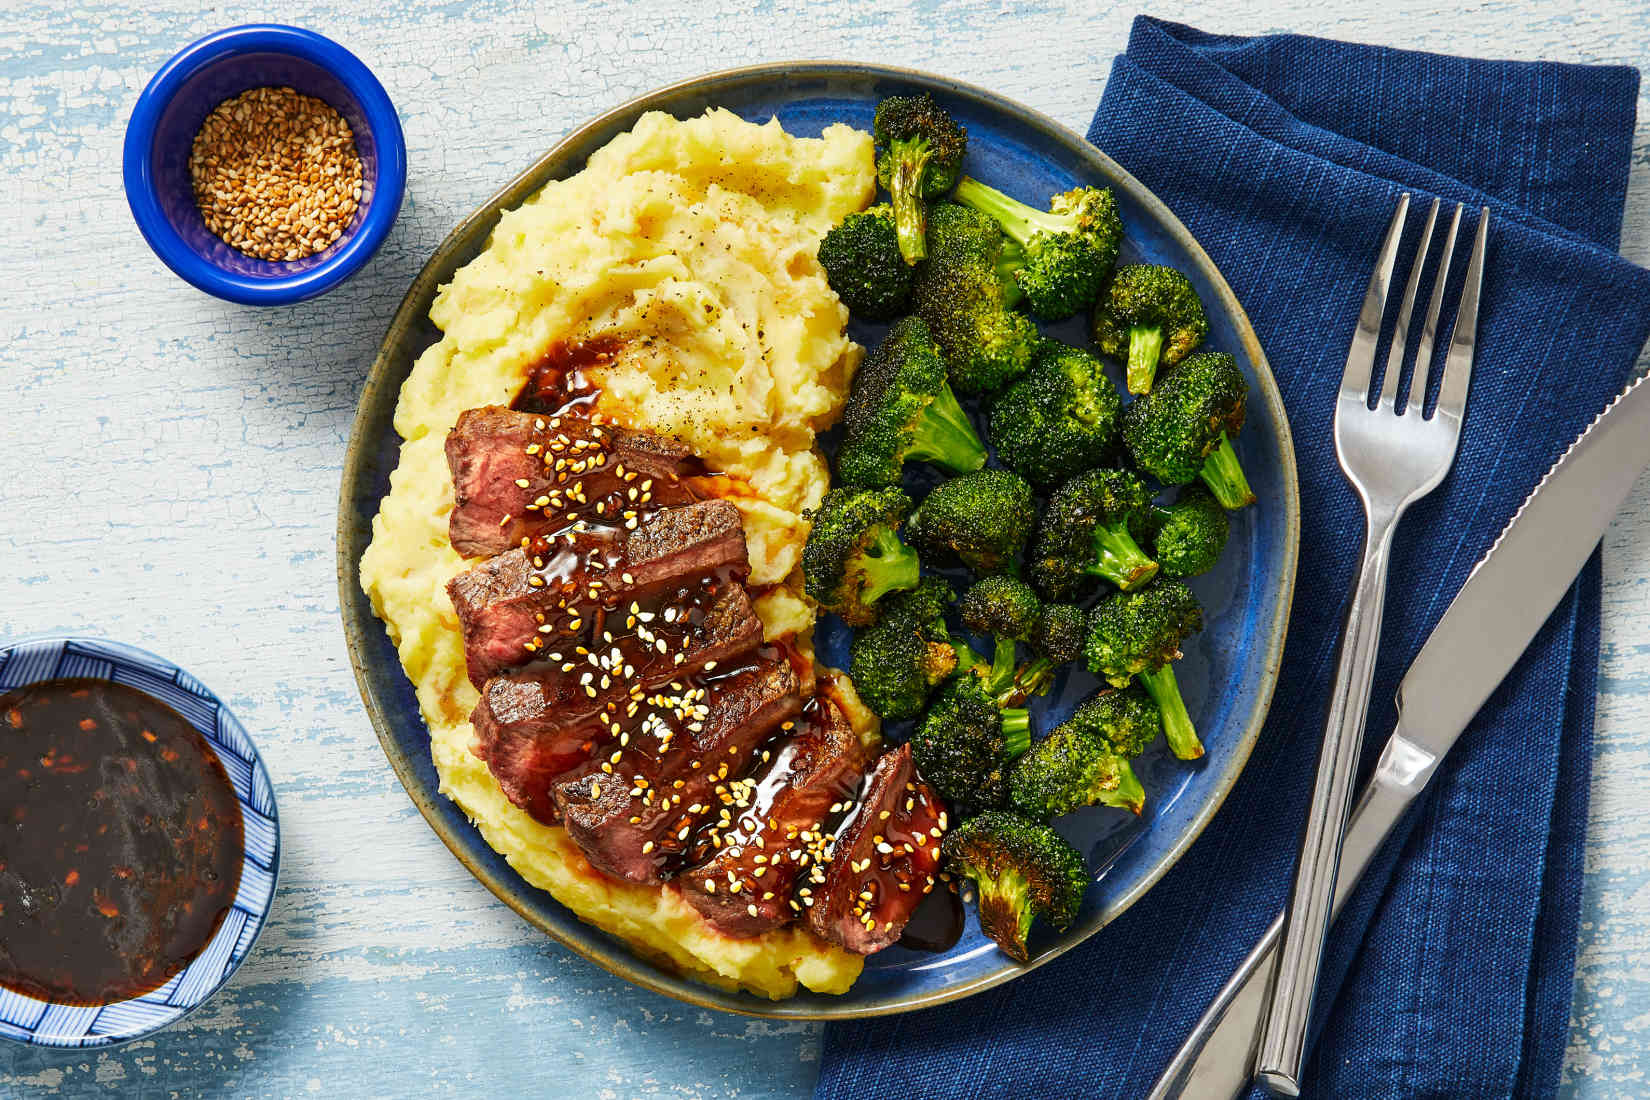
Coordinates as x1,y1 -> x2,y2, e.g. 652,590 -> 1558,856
1256,514 -> 1400,1095
1145,726 -> 1439,1100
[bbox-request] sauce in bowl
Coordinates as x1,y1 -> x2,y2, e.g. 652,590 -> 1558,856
0,678 -> 243,1005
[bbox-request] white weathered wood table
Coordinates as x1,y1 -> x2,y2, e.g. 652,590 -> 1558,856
3,2 -> 1648,1095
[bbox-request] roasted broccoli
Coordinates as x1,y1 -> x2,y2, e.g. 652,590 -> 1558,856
848,578 -> 960,720
1092,264 -> 1208,395
989,341 -> 1122,488
1009,711 -> 1148,821
908,632 -> 1033,809
952,178 -> 1123,319
801,486 -> 922,626
1121,351 -> 1256,509
942,810 -> 1088,961
837,316 -> 986,488
959,575 -> 1042,642
907,468 -> 1036,576
817,205 -> 913,320
1084,581 -> 1205,760
910,203 -> 1043,394
1027,469 -> 1160,601
1067,684 -> 1163,758
1148,486 -> 1230,578
1015,602 -> 1086,700
873,93 -> 967,265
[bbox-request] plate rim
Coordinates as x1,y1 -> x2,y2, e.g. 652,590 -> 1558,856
336,60 -> 1300,1020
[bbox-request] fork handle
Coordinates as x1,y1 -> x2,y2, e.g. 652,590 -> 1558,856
1255,508 -> 1401,1095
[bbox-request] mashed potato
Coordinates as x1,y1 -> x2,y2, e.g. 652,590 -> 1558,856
361,109 -> 876,998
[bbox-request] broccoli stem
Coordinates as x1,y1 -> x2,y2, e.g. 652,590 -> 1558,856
1014,656 -> 1059,699
861,526 -> 921,604
1126,324 -> 1165,395
995,238 -> 1026,309
907,383 -> 988,473
972,868 -> 1035,962
983,635 -> 1018,697
1084,520 -> 1160,591
1000,708 -> 1032,758
1098,757 -> 1146,815
1200,432 -> 1257,509
952,176 -> 1071,249
888,138 -> 933,265
1138,664 -> 1202,760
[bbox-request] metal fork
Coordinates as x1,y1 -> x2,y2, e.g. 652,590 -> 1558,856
1253,194 -> 1489,1096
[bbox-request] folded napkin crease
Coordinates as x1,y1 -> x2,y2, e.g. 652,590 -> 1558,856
819,17 -> 1650,1099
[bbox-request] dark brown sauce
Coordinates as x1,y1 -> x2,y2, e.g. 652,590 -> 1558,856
898,885 -> 964,953
0,678 -> 243,1004
514,336 -> 626,418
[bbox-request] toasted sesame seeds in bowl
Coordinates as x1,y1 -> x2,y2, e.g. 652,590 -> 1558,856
123,24 -> 406,306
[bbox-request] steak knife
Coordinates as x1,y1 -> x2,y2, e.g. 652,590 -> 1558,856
1148,370 -> 1650,1100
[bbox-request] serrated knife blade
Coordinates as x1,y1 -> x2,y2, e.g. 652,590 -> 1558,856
1149,370 -> 1650,1100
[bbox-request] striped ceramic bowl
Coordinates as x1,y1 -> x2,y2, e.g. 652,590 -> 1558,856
0,636 -> 280,1048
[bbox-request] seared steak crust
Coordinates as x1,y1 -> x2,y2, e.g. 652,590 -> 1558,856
807,744 -> 947,954
554,658 -> 802,884
446,500 -> 747,687
469,582 -> 764,823
446,406 -> 696,557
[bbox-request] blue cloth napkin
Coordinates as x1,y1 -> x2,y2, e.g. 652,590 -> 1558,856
819,18 -> 1650,1099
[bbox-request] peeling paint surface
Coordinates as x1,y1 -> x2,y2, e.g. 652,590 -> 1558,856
2,1 -> 1649,1096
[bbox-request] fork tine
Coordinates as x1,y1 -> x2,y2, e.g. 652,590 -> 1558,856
1379,197 -> 1440,410
1342,193 -> 1410,400
1435,208 -> 1490,421
1408,203 -> 1464,416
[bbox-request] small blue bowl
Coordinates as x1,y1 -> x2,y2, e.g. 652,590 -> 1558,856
123,24 -> 406,306
0,636 -> 280,1048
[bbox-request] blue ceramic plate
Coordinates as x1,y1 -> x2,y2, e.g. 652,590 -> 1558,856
0,636 -> 280,1047
338,64 -> 1299,1019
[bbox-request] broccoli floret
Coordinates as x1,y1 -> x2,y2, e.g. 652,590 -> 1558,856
907,469 -> 1035,576
1009,685 -> 1160,820
848,578 -> 961,720
801,487 -> 922,626
959,575 -> 1042,641
873,94 -> 967,265
1069,684 -> 1163,758
910,203 -> 1043,394
1015,602 -> 1086,700
1009,717 -> 1146,821
910,675 -> 1024,810
953,178 -> 1123,319
838,316 -> 986,488
1092,265 -> 1208,395
990,341 -> 1122,488
1150,486 -> 1230,577
907,621 -> 1039,810
1084,581 -> 1205,759
1027,469 -> 1159,602
942,810 -> 1088,961
817,205 -> 914,320
1120,351 -> 1256,509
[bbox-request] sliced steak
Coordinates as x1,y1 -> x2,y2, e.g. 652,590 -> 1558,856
807,743 -> 947,955
678,689 -> 869,937
554,657 -> 803,884
445,406 -> 698,557
470,581 -> 763,823
447,500 -> 748,687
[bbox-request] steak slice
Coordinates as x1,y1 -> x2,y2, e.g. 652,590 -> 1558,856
447,499 -> 748,687
445,406 -> 698,557
554,657 -> 803,884
807,743 -> 947,955
678,688 -> 869,937
470,581 -> 763,824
